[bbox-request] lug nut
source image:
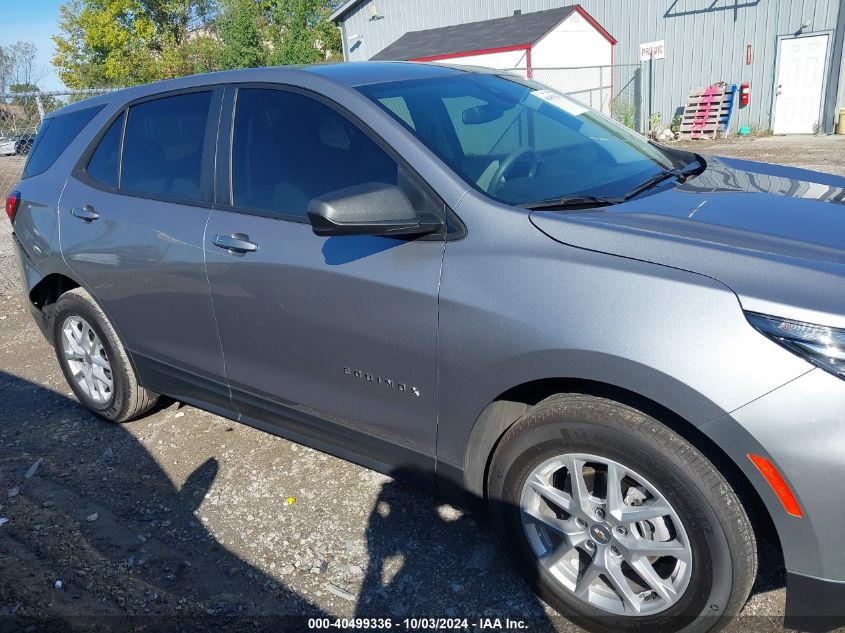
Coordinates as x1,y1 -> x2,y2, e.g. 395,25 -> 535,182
611,546 -> 621,557
585,540 -> 596,551
614,526 -> 627,537
575,518 -> 587,528
595,508 -> 605,520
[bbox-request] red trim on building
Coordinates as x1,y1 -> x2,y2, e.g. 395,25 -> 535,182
610,42 -> 615,102
410,43 -> 532,63
574,6 -> 616,45
408,7 -> 615,88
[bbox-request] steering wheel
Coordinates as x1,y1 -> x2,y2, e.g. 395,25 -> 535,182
488,147 -> 539,196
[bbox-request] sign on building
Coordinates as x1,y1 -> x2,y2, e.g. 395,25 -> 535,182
639,40 -> 666,61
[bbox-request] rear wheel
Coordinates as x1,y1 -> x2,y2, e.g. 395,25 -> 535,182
51,288 -> 158,422
487,394 -> 756,633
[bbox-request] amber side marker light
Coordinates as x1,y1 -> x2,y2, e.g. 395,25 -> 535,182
748,453 -> 803,518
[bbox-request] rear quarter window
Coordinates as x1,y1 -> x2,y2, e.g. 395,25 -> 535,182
23,105 -> 104,179
86,112 -> 125,188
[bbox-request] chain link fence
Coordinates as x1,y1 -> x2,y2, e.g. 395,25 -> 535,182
513,64 -> 644,132
1,89 -> 114,295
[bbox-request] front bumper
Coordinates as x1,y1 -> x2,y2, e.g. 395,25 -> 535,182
785,573 -> 845,632
703,368 -> 845,630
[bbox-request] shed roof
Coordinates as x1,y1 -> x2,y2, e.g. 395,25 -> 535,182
369,6 -> 614,62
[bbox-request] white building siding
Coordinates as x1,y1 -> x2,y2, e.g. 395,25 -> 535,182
531,10 -> 611,68
531,11 -> 613,113
339,0 -> 843,132
431,49 -> 529,69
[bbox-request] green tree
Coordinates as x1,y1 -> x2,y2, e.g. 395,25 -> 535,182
161,32 -> 223,76
218,0 -> 266,70
265,0 -> 340,65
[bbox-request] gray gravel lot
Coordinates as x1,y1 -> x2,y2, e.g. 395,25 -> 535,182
675,134 -> 845,178
3,135 -> 844,631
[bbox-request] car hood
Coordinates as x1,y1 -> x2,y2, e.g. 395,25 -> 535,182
530,156 -> 845,327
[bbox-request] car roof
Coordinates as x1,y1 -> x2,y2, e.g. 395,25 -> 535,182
304,60 -> 469,85
49,62 -> 472,118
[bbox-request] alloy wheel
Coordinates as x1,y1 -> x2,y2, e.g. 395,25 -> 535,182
61,315 -> 114,405
520,453 -> 692,616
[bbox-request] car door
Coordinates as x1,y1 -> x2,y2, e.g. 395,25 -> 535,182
204,86 -> 446,468
59,88 -> 232,410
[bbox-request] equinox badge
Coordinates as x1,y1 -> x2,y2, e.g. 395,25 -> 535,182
343,367 -> 421,397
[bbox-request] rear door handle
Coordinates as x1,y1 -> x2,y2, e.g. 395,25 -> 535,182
213,233 -> 259,253
71,205 -> 99,222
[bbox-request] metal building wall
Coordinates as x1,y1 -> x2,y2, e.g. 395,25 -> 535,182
339,0 -> 842,132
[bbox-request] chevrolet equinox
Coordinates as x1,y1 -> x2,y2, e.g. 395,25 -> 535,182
9,63 -> 845,632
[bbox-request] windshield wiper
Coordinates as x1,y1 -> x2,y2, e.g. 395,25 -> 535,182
524,154 -> 707,211
523,195 -> 621,211
622,154 -> 706,201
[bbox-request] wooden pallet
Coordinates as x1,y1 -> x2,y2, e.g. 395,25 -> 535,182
678,84 -> 737,140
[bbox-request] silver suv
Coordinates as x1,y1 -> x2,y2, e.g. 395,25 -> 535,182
9,62 -> 845,632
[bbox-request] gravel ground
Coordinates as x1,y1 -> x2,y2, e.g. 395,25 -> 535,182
2,135 -> 843,632
1,156 -> 27,294
675,134 -> 845,178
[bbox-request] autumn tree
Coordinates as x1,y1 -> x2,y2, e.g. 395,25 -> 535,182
53,0 -> 218,88
53,0 -> 341,88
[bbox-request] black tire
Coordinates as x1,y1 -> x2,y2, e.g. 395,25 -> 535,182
51,288 -> 158,422
487,394 -> 756,633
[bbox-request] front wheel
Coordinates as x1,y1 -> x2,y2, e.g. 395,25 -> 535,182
51,288 -> 158,422
487,394 -> 756,633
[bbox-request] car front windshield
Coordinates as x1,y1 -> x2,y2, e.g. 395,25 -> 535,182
357,73 -> 677,206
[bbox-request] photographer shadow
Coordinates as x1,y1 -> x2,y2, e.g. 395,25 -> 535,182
0,370 -> 327,631
354,468 -> 557,630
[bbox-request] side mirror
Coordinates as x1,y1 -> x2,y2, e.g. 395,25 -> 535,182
307,182 -> 443,237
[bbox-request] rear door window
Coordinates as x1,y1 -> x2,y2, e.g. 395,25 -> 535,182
86,112 -> 125,188
121,91 -> 212,202
23,105 -> 104,179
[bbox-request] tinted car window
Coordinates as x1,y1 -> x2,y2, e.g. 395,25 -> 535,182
86,112 -> 125,188
232,88 -> 399,218
23,105 -> 104,179
121,91 -> 212,201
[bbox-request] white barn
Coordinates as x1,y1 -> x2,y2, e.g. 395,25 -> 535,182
369,6 -> 616,113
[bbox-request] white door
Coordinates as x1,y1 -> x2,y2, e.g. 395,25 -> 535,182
773,34 -> 829,134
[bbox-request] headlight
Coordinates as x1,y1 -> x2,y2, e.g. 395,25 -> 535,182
746,312 -> 845,379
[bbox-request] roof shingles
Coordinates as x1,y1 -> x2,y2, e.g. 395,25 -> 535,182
370,6 -> 578,61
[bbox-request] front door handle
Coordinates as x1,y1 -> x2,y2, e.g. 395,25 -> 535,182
71,205 -> 99,222
213,233 -> 259,254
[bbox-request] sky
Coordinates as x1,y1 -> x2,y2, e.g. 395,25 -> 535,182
1,0 -> 67,92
